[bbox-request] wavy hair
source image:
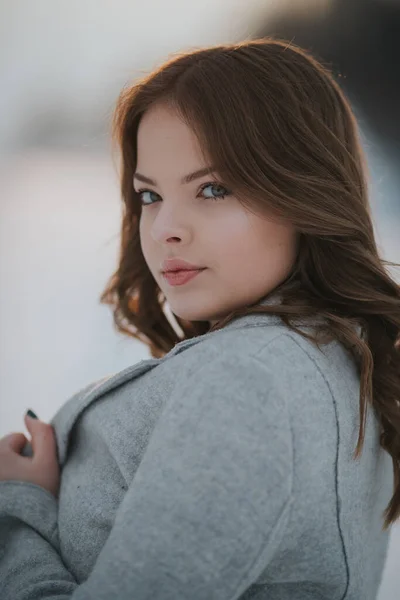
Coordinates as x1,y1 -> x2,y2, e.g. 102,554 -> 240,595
100,38 -> 400,530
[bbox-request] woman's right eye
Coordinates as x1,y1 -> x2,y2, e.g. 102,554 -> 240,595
136,189 -> 159,206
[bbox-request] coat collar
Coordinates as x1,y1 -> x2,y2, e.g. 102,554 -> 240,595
50,292 -> 356,466
50,294 -> 286,464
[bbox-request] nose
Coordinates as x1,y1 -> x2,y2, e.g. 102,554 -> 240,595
150,208 -> 192,246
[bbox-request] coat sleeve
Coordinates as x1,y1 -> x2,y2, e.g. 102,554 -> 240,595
0,348 -> 294,600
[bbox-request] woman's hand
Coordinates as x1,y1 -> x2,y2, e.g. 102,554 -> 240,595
0,413 -> 60,498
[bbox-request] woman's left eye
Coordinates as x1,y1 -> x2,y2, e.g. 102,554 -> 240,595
198,182 -> 230,201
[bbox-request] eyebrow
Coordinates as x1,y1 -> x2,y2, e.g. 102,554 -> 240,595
133,166 -> 216,186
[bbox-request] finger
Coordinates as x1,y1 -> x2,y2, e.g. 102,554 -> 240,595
6,432 -> 29,454
24,414 -> 57,464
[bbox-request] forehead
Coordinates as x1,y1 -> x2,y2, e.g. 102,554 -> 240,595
137,104 -> 192,144
136,105 -> 207,175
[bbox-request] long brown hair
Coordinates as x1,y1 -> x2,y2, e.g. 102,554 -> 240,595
100,38 -> 400,530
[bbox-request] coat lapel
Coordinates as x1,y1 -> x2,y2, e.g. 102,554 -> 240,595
52,358 -> 162,466
50,292 -> 328,466
52,334 -> 212,466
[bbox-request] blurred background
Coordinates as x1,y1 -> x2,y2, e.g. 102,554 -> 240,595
0,1 -> 399,597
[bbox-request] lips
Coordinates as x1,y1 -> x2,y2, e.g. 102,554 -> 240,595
162,268 -> 206,286
161,258 -> 205,273
167,268 -> 203,274
164,268 -> 193,273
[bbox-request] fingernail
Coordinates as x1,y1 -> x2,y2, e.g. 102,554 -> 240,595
26,409 -> 38,419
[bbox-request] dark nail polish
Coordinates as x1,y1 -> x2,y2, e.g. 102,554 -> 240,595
26,409 -> 38,419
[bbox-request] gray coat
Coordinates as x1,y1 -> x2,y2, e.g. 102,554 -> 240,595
0,300 -> 393,599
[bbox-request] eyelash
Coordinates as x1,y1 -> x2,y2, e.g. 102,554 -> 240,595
135,181 -> 231,207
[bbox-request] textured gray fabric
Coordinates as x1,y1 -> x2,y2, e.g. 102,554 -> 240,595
0,300 -> 393,599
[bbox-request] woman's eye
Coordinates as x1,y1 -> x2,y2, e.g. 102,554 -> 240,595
137,190 -> 159,206
136,182 -> 230,206
199,183 -> 229,201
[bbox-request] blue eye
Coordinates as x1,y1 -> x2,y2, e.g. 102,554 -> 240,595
136,181 -> 230,206
199,182 -> 229,201
136,189 -> 160,206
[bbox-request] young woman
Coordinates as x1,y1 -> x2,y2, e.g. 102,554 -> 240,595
1,38 -> 399,600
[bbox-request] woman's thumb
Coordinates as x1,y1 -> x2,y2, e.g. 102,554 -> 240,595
24,410 -> 57,462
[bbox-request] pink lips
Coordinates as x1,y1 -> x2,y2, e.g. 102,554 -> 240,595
161,257 -> 205,272
162,268 -> 206,286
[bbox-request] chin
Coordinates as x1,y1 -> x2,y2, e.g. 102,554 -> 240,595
162,287 -> 227,324
165,300 -> 212,323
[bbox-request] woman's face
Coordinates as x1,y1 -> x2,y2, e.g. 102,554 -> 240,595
136,103 -> 298,325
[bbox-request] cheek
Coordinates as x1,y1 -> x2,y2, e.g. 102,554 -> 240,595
209,220 -> 258,272
139,218 -> 152,261
139,220 -> 145,251
257,228 -> 298,277
139,211 -> 152,240
237,218 -> 297,272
